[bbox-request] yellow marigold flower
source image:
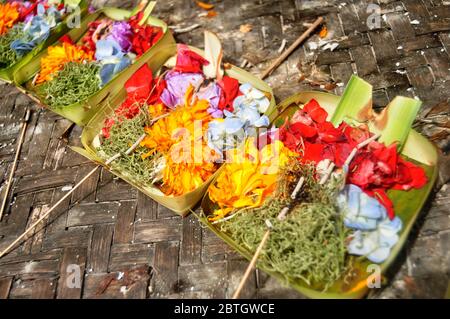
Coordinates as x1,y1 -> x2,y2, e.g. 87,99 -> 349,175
36,42 -> 94,84
208,138 -> 293,221
141,84 -> 221,196
161,143 -> 219,196
0,3 -> 20,35
141,85 -> 212,156
148,103 -> 166,119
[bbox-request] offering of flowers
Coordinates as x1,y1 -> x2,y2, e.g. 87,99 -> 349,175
79,31 -> 274,214
0,0 -> 70,70
201,76 -> 436,297
31,5 -> 164,109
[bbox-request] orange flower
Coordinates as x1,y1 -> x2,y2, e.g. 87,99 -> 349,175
141,84 -> 221,196
0,3 -> 20,35
36,43 -> 94,84
148,103 -> 167,119
141,85 -> 212,156
160,144 -> 218,196
208,139 -> 293,221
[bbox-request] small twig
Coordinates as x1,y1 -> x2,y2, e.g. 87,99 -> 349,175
344,133 -> 381,168
0,166 -> 99,259
232,230 -> 271,299
290,177 -> 305,200
232,176 -> 304,299
260,17 -> 324,79
0,109 -> 31,221
277,39 -> 287,53
319,162 -> 335,185
0,133 -> 146,259
171,24 -> 201,34
149,112 -> 170,125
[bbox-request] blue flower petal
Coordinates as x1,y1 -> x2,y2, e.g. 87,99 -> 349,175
224,118 -> 244,134
344,216 -> 378,231
37,4 -> 45,16
99,64 -> 116,86
239,107 -> 261,125
114,57 -> 131,74
367,246 -> 391,263
239,83 -> 252,95
95,39 -> 124,61
223,109 -> 234,118
253,115 -> 269,127
232,95 -> 246,111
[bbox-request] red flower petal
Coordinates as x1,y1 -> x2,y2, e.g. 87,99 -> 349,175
303,99 -> 328,123
333,142 -> 353,167
218,76 -> 239,112
174,44 -> 209,73
393,159 -> 427,191
370,189 -> 395,220
290,122 -> 317,138
348,155 -> 375,188
59,35 -> 74,45
302,142 -> 325,163
291,109 -> 313,126
124,64 -> 153,100
317,121 -> 345,143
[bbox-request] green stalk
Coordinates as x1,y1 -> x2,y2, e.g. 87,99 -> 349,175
370,96 -> 422,151
330,75 -> 373,126
332,75 -> 422,152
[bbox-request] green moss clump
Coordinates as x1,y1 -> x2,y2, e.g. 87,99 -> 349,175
42,61 -> 101,108
98,111 -> 162,186
0,25 -> 27,68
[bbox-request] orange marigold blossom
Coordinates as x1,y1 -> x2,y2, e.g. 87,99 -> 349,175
141,85 -> 212,156
148,103 -> 167,119
36,42 -> 94,84
141,84 -> 221,196
160,140 -> 219,196
208,138 -> 294,221
0,3 -> 20,35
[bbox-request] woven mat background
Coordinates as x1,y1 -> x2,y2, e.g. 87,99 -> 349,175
0,0 -> 449,298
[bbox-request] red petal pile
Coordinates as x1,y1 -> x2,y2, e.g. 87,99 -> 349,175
279,99 -> 428,218
80,20 -> 101,53
174,44 -> 209,73
217,76 -> 240,113
129,12 -> 163,57
102,64 -> 165,138
348,142 -> 427,218
18,2 -> 39,21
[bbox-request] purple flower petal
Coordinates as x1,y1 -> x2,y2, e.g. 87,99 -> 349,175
161,71 -> 204,108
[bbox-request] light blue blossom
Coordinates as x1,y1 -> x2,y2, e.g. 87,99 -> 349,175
10,4 -> 64,57
233,83 -> 270,114
338,184 -> 402,263
207,83 -> 270,153
95,39 -> 132,86
206,118 -> 246,153
337,184 -> 386,230
95,39 -> 126,62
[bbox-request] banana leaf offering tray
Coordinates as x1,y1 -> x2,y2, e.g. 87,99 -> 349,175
199,75 -> 438,298
13,1 -> 175,126
0,0 -> 88,82
73,32 -> 276,215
